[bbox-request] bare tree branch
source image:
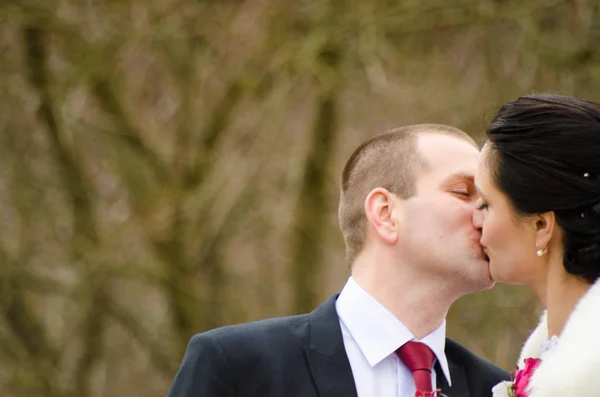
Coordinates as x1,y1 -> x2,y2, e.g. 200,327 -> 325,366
291,41 -> 342,314
23,26 -> 97,248
0,248 -> 64,397
106,297 -> 177,378
23,26 -> 107,397
73,276 -> 107,397
90,78 -> 170,183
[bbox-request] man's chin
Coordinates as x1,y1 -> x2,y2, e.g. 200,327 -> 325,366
482,277 -> 496,290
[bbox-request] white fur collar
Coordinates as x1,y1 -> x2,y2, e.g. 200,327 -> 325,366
516,278 -> 600,397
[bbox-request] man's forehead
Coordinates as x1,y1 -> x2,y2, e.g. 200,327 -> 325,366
416,159 -> 476,185
416,134 -> 478,174
416,132 -> 479,156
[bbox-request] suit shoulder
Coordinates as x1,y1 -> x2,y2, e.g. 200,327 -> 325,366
191,312 -> 311,350
445,338 -> 510,380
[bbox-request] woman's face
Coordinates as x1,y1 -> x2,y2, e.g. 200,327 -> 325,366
472,145 -> 543,285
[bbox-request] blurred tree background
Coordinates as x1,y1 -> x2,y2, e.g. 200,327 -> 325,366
0,0 -> 599,396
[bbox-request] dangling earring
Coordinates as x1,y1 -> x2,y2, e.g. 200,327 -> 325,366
536,247 -> 547,257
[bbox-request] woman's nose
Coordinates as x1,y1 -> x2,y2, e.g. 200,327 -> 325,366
472,207 -> 483,231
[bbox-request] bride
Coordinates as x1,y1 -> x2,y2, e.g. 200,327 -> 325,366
473,93 -> 600,397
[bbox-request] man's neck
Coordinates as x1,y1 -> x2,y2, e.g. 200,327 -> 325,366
351,264 -> 453,340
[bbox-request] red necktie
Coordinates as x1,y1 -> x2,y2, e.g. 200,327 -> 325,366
396,341 -> 436,394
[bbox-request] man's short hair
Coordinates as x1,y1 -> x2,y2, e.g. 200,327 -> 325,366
338,124 -> 477,266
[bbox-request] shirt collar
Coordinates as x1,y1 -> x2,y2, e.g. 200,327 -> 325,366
336,276 -> 452,386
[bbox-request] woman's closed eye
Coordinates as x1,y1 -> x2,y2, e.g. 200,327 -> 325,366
476,200 -> 488,211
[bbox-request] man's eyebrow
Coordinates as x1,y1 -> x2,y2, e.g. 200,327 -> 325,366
441,172 -> 475,185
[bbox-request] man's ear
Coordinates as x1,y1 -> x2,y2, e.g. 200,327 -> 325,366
534,211 -> 556,253
364,188 -> 400,245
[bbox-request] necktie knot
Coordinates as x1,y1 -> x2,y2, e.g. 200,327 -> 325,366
396,341 -> 436,393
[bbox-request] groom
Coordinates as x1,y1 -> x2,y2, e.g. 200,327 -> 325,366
167,124 -> 510,397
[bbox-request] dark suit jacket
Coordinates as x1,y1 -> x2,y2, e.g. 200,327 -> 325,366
168,295 -> 510,397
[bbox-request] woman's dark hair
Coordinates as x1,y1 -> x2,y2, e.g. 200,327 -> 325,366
486,93 -> 600,284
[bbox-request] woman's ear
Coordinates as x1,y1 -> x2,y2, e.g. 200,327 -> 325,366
534,211 -> 556,254
364,188 -> 400,245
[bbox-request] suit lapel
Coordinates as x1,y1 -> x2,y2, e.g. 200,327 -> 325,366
436,359 -> 470,397
304,295 -> 358,397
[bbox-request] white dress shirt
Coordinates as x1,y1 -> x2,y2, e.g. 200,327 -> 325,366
336,277 -> 452,397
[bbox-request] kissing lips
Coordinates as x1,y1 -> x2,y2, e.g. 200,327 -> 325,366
480,245 -> 490,262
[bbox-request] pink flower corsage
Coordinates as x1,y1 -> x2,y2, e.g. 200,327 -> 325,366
492,357 -> 542,397
514,358 -> 541,397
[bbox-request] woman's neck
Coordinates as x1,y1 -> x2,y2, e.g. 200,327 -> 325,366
534,263 -> 591,337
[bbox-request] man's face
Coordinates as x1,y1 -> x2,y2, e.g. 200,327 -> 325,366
398,133 -> 494,293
